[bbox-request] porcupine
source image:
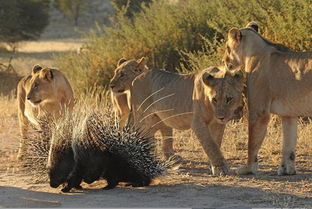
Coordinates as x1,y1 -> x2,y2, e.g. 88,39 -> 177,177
47,109 -> 170,193
47,111 -> 82,190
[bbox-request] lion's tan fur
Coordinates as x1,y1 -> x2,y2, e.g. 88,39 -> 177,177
224,23 -> 312,175
17,65 -> 74,159
110,58 -> 148,130
110,91 -> 130,129
110,59 -> 245,175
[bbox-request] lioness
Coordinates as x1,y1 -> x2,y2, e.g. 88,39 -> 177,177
17,65 -> 74,160
110,58 -> 138,130
224,23 -> 312,175
110,58 -> 245,175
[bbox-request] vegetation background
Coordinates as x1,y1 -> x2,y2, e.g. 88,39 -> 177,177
55,0 -> 312,93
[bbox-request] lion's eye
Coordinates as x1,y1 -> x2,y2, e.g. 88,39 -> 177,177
226,97 -> 233,103
34,83 -> 39,88
212,98 -> 217,104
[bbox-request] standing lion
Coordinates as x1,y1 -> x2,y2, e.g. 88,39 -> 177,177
17,65 -> 74,160
110,57 -> 245,175
224,22 -> 312,175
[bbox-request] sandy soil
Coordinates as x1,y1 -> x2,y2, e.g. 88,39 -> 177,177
1,114 -> 312,208
1,4 -> 312,208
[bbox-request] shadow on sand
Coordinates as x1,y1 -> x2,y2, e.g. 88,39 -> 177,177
1,181 -> 311,208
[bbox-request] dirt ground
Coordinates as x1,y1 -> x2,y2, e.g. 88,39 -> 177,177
1,5 -> 312,208
1,117 -> 312,208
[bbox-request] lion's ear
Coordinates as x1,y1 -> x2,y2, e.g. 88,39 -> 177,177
136,57 -> 148,72
228,28 -> 242,43
32,64 -> 42,74
117,58 -> 127,66
41,68 -> 54,81
245,21 -> 259,33
202,72 -> 215,86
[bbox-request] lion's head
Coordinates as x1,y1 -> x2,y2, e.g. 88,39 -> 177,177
109,57 -> 148,94
223,22 -> 260,71
202,66 -> 245,124
26,65 -> 57,106
223,27 -> 245,71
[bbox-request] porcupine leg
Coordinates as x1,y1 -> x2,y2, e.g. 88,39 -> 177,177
62,164 -> 83,193
62,177 -> 83,192
62,175 -> 83,192
131,177 -> 151,187
74,183 -> 83,190
103,179 -> 118,190
103,174 -> 119,190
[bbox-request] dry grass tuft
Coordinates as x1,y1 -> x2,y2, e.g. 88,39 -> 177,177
0,95 -> 17,118
20,135 -> 50,183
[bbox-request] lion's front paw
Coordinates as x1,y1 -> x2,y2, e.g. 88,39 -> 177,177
211,164 -> 229,176
277,163 -> 296,175
236,164 -> 258,175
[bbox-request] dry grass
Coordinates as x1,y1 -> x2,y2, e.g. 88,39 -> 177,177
0,68 -> 22,97
0,96 -> 17,118
0,95 -> 19,151
169,116 -> 312,204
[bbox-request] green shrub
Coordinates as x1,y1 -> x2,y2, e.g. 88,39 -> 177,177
111,0 -> 152,18
184,0 -> 312,73
55,0 -> 312,94
206,0 -> 312,51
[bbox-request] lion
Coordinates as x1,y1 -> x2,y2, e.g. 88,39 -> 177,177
17,65 -> 74,160
109,58 -> 138,130
110,57 -> 245,175
224,22 -> 312,175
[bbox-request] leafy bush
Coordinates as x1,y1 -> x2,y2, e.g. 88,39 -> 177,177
185,0 -> 312,72
0,0 -> 49,46
206,0 -> 312,51
56,0 -> 218,93
111,0 -> 152,18
55,0 -> 312,94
